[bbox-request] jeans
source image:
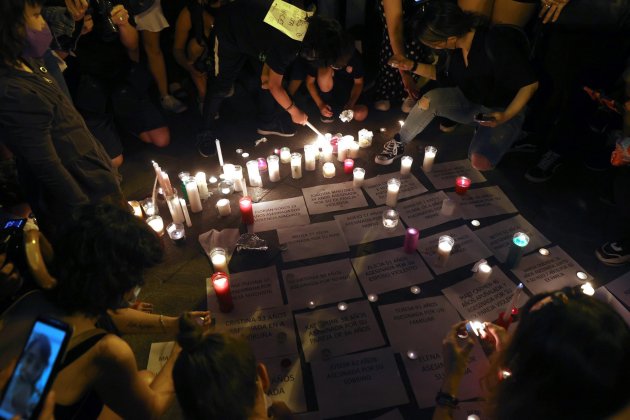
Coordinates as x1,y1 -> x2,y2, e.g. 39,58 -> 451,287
399,87 -> 525,166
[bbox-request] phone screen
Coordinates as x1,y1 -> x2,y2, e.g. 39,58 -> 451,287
0,318 -> 71,420
2,219 -> 26,230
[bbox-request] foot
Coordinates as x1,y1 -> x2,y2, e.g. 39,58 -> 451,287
374,137 -> 405,165
374,100 -> 391,112
401,97 -> 416,113
257,119 -> 296,137
161,95 -> 187,114
525,151 -> 563,183
169,82 -> 189,101
595,240 -> 630,266
196,131 -> 217,157
439,119 -> 458,133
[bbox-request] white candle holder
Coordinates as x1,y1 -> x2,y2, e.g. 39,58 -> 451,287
385,178 -> 401,207
382,208 -> 399,229
437,235 -> 455,267
215,198 -> 231,216
291,152 -> 302,179
323,162 -> 336,178
280,147 -> 291,163
267,155 -> 281,182
353,167 -> 365,187
304,144 -> 317,171
423,146 -> 437,172
400,156 -> 413,176
246,160 -> 263,187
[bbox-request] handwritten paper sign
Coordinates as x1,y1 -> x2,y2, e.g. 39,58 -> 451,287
362,173 -> 428,205
282,259 -> 362,309
397,191 -> 462,231
595,287 -> 630,326
262,355 -> 307,413
277,220 -> 349,262
605,271 -> 630,308
146,341 -> 175,376
441,267 -> 525,321
311,348 -> 409,418
302,181 -> 368,215
423,159 -> 486,190
417,225 -> 492,275
474,215 -> 549,262
351,248 -> 433,295
334,207 -> 405,245
511,246 -> 590,295
294,300 -> 385,362
446,186 -> 517,219
252,196 -> 310,232
263,0 -> 313,41
207,266 -> 282,314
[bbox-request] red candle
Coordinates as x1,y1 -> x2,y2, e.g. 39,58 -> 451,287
403,227 -> 419,254
343,158 -> 354,174
257,157 -> 268,173
239,196 -> 254,224
211,272 -> 234,312
455,176 -> 471,195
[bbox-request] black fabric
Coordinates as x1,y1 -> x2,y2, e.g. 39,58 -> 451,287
305,49 -> 365,80
74,30 -> 132,82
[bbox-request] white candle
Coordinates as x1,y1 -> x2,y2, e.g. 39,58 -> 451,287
161,171 -> 173,195
232,165 -> 244,192
437,235 -> 454,267
280,147 -> 291,163
400,156 -> 413,175
210,247 -> 229,273
128,201 -> 142,218
322,162 -> 335,178
322,143 -> 334,162
195,172 -> 209,199
337,138 -> 348,162
179,198 -> 192,227
423,146 -> 437,172
167,194 -> 185,224
473,260 -> 493,283
246,160 -> 262,187
357,129 -> 373,148
216,198 -> 231,216
353,167 -> 365,187
223,164 -> 235,180
216,139 -> 224,166
267,155 -> 280,182
385,178 -> 401,207
185,179 -> 203,213
146,215 -> 164,236
440,198 -> 456,216
344,136 -> 359,158
304,145 -> 317,171
291,153 -> 302,179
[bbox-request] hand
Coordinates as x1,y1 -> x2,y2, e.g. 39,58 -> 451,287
481,322 -> 509,352
539,0 -> 570,24
111,5 -> 130,27
186,311 -> 212,331
477,111 -> 508,127
388,54 -> 414,71
442,321 -> 475,385
289,107 -> 308,125
0,253 -> 22,300
319,103 -> 333,118
65,0 -> 88,21
81,14 -> 93,35
0,361 -> 56,420
130,301 -> 154,313
401,71 -> 419,100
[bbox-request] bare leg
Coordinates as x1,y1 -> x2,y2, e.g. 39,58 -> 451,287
187,39 -> 208,100
142,30 -> 168,97
139,127 -> 171,148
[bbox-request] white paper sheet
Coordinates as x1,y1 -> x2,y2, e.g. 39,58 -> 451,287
595,287 -> 630,326
277,220 -> 349,262
252,196 -> 310,232
604,271 -> 630,308
423,159 -> 486,190
261,354 -> 307,413
397,191 -> 463,231
362,173 -> 428,205
302,181 -> 368,215
446,186 -> 518,219
334,206 -> 406,245
146,341 -> 175,376
198,228 -> 241,260
474,215 -> 550,262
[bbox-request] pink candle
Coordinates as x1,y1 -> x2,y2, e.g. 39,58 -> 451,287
330,137 -> 339,154
343,158 -> 354,174
403,228 -> 419,254
239,196 -> 254,225
211,272 -> 234,313
257,157 -> 268,173
455,176 -> 471,195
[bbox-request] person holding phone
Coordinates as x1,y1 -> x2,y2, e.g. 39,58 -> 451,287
0,359 -> 55,420
375,1 -> 538,171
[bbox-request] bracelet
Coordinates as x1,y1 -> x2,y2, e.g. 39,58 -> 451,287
284,100 -> 295,111
409,61 -> 419,73
435,391 -> 459,409
159,314 -> 166,333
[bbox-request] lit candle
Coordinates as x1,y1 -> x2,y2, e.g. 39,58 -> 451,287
146,215 -> 164,237
216,198 -> 231,216
322,142 -> 334,161
304,145 -> 317,171
267,155 -> 281,182
179,198 -> 192,227
501,283 -> 523,323
581,282 -> 595,296
440,198 -> 456,216
216,139 -> 224,166
437,235 -> 455,267
353,167 -> 365,187
141,198 -> 157,217
473,260 -> 493,283
161,171 -> 173,195
576,271 -> 588,280
400,156 -> 413,176
291,153 -> 302,179
367,293 -> 378,302
343,158 -> 354,174
246,160 -> 263,187
239,196 -> 254,224
166,222 -> 186,245
506,232 -> 529,269
210,247 -> 229,273
346,136 -> 359,158
166,194 -> 185,224
337,302 -> 348,311
423,146 -> 437,172
385,178 -> 401,207
223,164 -> 235,181
357,129 -> 373,148
280,147 -> 291,163
403,227 -> 419,253
185,178 -> 203,213
232,165 -> 245,192
195,172 -> 209,199
337,138 -> 348,162
211,272 -> 233,313
455,176 -> 472,195
218,180 -> 234,196
128,201 -> 143,218
322,162 -> 336,178
382,208 -> 399,229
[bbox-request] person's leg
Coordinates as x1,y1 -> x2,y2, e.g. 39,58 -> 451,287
186,38 -> 208,101
458,0 -> 494,17
469,110 -> 526,170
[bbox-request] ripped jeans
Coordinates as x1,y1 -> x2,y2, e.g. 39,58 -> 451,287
399,87 -> 525,166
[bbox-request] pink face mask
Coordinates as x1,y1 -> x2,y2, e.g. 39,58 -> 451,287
22,24 -> 53,58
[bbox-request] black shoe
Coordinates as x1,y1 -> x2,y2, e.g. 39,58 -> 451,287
507,135 -> 539,154
595,240 -> 630,266
374,137 -> 405,165
196,131 -> 217,157
439,118 -> 458,133
257,119 -> 296,137
525,151 -> 563,183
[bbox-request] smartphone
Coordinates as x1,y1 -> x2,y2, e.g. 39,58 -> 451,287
474,113 -> 496,123
465,320 -> 486,337
0,317 -> 73,420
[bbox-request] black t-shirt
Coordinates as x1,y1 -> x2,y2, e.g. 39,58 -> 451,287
306,49 -> 365,81
436,26 -> 537,108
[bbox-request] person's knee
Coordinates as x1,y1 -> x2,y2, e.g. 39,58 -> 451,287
141,127 -> 171,147
111,154 -> 124,168
353,105 -> 368,121
470,153 -> 494,171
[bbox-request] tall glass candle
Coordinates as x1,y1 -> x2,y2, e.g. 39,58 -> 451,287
211,272 -> 234,313
506,232 -> 529,269
344,158 -> 354,174
257,157 -> 268,173
246,160 -> 263,187
337,138 -> 348,162
216,198 -> 231,216
403,227 -> 419,253
322,143 -> 334,161
223,164 -> 235,180
210,247 -> 229,273
166,193 -> 185,224
232,165 -> 245,192
385,178 -> 401,207
455,176 -> 471,195
291,152 -> 302,179
141,198 -> 158,217
437,235 -> 455,267
146,215 -> 165,237
195,172 -> 209,199
345,136 -> 359,158
267,155 -> 280,182
400,156 -> 413,176
353,167 -> 365,187
323,162 -> 336,178
239,196 -> 254,224
185,178 -> 203,213
423,146 -> 437,172
304,144 -> 317,171
280,147 -> 291,163
179,198 -> 192,227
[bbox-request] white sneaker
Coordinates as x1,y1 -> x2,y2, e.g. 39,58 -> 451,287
374,100 -> 391,111
161,95 -> 187,114
401,97 -> 416,113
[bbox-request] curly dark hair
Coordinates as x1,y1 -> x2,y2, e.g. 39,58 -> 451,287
50,203 -> 163,317
0,0 -> 44,67
301,15 -> 348,69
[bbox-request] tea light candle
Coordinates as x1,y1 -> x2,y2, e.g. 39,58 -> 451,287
576,271 -> 588,280
403,227 -> 419,253
257,157 -> 268,173
423,146 -> 437,172
216,198 -> 231,216
580,282 -> 595,296
440,198 -> 456,216
367,293 -> 378,302
280,147 -> 291,163
211,272 -> 234,313
166,194 -> 185,224
323,162 -> 336,178
291,152 -> 302,179
267,155 -> 280,182
322,142 -> 334,161
538,247 -> 550,256
406,350 -> 418,360
146,215 -> 165,236
385,178 -> 401,207
410,285 -> 421,295
246,160 -> 263,187
357,129 -> 373,148
128,201 -> 142,218
455,176 -> 472,195
304,144 -> 317,171
337,302 -> 348,311
473,260 -> 493,283
218,180 -> 234,196
239,196 -> 254,224
210,247 -> 229,273
382,208 -> 399,229
353,167 -> 365,187
185,178 -> 203,213
195,172 -> 209,199
437,235 -> 455,267
209,176 -> 218,184
506,232 -> 529,269
166,222 -> 185,244
343,158 -> 354,174
400,156 -> 413,176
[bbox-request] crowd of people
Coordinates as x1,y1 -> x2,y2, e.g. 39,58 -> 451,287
0,0 -> 629,418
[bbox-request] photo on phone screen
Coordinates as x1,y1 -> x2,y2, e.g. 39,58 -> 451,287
0,317 -> 72,420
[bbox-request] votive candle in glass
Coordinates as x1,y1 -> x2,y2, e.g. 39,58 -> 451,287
146,215 -> 165,237
506,232 -> 529,269
280,147 -> 291,163
239,196 -> 254,224
246,160 -> 263,187
257,157 -> 268,173
440,198 -> 456,216
304,144 -> 317,171
337,138 -> 348,162
437,235 -> 455,267
216,198 -> 231,216
129,200 -> 143,218
166,222 -> 185,244
322,143 -> 334,162
353,167 -> 365,187
400,156 -> 413,176
291,152 -> 302,179
218,179 -> 234,196
267,155 -> 281,182
382,208 -> 400,229
345,136 -> 359,158
474,260 -> 493,283
141,198 -> 158,217
403,227 -> 419,253
210,247 -> 229,273
455,176 -> 471,195
423,146 -> 437,172
385,178 -> 401,207
211,272 -> 234,313
358,129 -> 373,148
323,162 -> 336,178
343,158 -> 354,174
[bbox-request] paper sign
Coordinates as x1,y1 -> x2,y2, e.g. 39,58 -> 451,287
334,206 -> 405,245
423,159 -> 486,190
146,341 -> 175,376
277,220 -> 349,262
351,248 -> 433,295
595,287 -> 630,326
397,191 -> 462,231
302,181 -> 368,215
605,271 -> 630,308
416,225 -> 492,275
362,173 -> 428,205
252,196 -> 310,232
207,266 -> 282,314
281,259 -> 363,309
311,348 -> 409,418
442,267 -> 526,321
263,0 -> 313,41
447,186 -> 517,219
294,300 -> 385,362
474,215 -> 550,262
511,246 -> 590,295
262,355 -> 307,413
214,306 -> 298,359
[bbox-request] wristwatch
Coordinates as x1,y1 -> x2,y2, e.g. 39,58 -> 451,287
435,390 -> 459,408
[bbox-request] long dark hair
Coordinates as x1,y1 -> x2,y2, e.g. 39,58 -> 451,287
411,1 -> 487,44
0,0 -> 44,67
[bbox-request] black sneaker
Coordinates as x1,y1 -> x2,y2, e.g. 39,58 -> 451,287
374,137 -> 405,165
257,119 -> 296,137
196,131 -> 217,157
525,151 -> 563,183
595,240 -> 630,266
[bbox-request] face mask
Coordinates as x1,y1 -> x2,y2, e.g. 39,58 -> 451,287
22,25 -> 53,59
